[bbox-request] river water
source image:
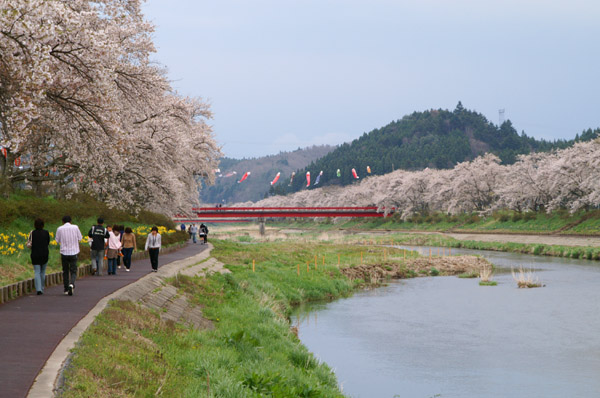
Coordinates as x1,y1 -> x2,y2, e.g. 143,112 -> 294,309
291,248 -> 600,398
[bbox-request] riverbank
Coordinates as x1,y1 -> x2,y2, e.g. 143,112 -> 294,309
211,224 -> 600,261
55,225 -> 599,397
265,208 -> 600,236
58,239 -> 491,397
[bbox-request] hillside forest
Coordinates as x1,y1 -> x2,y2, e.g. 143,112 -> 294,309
283,102 -> 598,194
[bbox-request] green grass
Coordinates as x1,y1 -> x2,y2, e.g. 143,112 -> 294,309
60,240 -> 430,397
479,281 -> 498,286
267,209 -> 600,235
564,210 -> 600,235
57,231 -> 598,396
62,240 -> 387,397
370,233 -> 600,261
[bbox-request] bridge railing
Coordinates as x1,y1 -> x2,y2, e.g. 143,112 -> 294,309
174,206 -> 394,219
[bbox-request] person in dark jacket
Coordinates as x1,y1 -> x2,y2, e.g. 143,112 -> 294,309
30,218 -> 50,295
88,218 -> 109,276
200,223 -> 208,244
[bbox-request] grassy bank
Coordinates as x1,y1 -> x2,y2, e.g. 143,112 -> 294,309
0,192 -> 185,286
363,233 -> 600,261
268,209 -> 600,235
60,240 -> 425,397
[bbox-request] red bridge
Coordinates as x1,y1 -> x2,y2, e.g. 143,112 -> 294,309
173,206 -> 390,223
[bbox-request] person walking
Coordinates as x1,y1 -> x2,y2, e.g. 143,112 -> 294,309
200,223 -> 209,244
55,215 -> 83,296
30,218 -> 50,295
145,226 -> 161,272
121,227 -> 137,272
115,225 -> 124,269
180,223 -> 186,232
106,225 -> 122,275
88,218 -> 109,276
190,224 -> 198,244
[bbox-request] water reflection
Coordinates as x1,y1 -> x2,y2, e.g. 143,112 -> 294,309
292,248 -> 600,398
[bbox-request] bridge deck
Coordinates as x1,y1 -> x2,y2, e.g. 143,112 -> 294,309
174,206 -> 389,221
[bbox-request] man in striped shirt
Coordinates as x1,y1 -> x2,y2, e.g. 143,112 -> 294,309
55,215 -> 83,296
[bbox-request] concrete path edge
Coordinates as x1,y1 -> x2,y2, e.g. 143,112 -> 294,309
27,244 -> 214,398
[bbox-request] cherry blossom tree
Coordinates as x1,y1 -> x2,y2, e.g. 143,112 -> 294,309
495,152 -> 556,212
444,154 -> 505,214
1,0 -> 220,212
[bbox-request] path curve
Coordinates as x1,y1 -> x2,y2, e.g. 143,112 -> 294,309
0,242 -> 209,398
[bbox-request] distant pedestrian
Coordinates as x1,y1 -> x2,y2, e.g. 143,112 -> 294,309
200,223 -> 208,244
145,226 -> 162,272
116,225 -> 124,269
106,225 -> 122,275
30,218 -> 50,295
190,224 -> 198,244
121,227 -> 137,272
180,223 -> 186,232
88,218 -> 109,276
55,215 -> 83,296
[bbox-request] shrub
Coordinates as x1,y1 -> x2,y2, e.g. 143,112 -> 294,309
522,212 -> 537,221
409,214 -> 424,224
532,245 -> 545,255
586,249 -> 594,260
0,200 -> 18,226
465,214 -> 480,224
511,212 -> 523,222
429,267 -> 440,276
446,214 -> 460,223
493,211 -> 510,222
136,210 -> 175,229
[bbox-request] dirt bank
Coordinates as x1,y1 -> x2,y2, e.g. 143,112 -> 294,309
340,255 -> 490,284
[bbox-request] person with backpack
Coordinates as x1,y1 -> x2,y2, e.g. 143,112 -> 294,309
88,218 -> 109,276
200,223 -> 208,244
29,218 -> 50,295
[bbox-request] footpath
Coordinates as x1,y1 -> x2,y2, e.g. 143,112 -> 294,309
0,242 -> 214,398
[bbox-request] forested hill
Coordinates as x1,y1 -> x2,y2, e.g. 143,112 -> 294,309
199,145 -> 334,204
284,102 -> 598,193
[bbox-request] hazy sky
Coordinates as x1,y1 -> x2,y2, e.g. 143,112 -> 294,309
142,0 -> 600,159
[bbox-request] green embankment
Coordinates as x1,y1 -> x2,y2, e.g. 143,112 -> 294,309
271,209 -> 600,235
60,241 -> 419,397
55,226 -> 600,396
0,192 -> 186,286
368,233 -> 600,261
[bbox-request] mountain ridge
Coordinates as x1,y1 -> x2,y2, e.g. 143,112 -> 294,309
199,145 -> 335,204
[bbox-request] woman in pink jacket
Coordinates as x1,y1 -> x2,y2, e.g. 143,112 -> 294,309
106,225 -> 122,275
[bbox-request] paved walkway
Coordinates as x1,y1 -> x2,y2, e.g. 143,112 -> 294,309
0,242 -> 209,398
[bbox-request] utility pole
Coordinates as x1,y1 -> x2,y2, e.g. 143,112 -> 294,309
499,109 -> 505,125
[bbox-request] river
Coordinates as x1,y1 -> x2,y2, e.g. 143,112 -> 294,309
291,248 -> 600,398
